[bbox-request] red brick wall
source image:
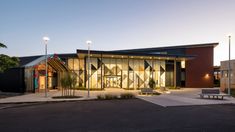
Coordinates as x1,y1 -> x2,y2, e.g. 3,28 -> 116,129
185,47 -> 214,88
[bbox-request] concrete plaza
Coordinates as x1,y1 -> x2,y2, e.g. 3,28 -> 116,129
138,88 -> 235,107
0,88 -> 137,104
1,88 -> 235,107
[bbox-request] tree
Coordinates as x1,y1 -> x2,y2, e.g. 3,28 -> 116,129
0,43 -> 19,72
148,78 -> 156,89
60,72 -> 77,96
0,43 -> 7,48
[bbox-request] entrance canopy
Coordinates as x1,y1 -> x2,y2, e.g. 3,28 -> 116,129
23,54 -> 69,72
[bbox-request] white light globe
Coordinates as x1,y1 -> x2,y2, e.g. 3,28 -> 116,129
86,40 -> 92,45
43,36 -> 50,43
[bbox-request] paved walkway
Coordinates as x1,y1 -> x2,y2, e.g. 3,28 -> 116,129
138,88 -> 235,107
1,88 -> 235,107
0,88 -> 137,104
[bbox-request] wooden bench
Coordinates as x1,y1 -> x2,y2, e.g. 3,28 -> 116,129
140,88 -> 155,95
199,88 -> 229,100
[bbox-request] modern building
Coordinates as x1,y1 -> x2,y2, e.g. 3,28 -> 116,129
220,60 -> 235,91
0,43 -> 218,93
213,66 -> 221,87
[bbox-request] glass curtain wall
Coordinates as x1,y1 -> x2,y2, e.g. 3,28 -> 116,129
70,56 -> 173,89
68,58 -> 85,88
165,60 -> 174,87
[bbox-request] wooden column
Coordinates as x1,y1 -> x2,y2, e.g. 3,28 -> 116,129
127,56 -> 129,89
101,54 -> 103,89
174,58 -> 177,88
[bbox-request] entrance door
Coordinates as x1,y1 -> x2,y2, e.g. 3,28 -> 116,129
39,76 -> 45,90
104,76 -> 121,88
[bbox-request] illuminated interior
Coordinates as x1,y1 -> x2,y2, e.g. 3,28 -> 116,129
67,53 -> 188,89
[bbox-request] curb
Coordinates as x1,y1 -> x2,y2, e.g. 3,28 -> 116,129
0,98 -> 98,110
0,97 -> 97,104
0,102 -> 46,110
0,98 -> 139,110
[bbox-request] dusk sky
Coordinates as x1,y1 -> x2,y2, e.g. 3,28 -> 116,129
0,0 -> 234,65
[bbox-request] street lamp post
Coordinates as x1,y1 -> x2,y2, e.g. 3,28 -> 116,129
86,40 -> 92,98
43,36 -> 50,97
228,35 -> 231,96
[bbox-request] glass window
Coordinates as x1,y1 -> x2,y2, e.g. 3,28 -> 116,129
181,72 -> 185,81
73,59 -> 79,70
103,58 -> 111,75
79,59 -> 84,70
110,59 -> 116,75
181,61 -> 185,69
122,59 -> 128,88
222,71 -> 228,77
116,59 -> 122,75
68,58 -> 74,70
78,59 -> 85,87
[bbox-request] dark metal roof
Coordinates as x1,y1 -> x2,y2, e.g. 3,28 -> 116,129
113,43 -> 219,52
22,54 -> 70,71
18,53 -> 77,67
76,49 -> 195,58
19,55 -> 42,67
57,53 -> 77,58
76,43 -> 218,59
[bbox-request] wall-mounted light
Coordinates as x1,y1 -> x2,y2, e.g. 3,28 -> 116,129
205,74 -> 210,79
181,61 -> 185,68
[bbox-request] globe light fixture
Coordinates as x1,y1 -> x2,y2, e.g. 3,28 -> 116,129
43,36 -> 50,97
228,34 -> 231,96
86,40 -> 92,98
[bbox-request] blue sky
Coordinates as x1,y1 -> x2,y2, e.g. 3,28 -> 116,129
0,0 -> 235,65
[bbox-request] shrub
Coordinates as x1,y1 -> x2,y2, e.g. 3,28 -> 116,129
97,94 -> 118,100
167,87 -> 181,90
148,78 -> 156,89
97,95 -> 105,100
75,87 -> 104,91
152,92 -> 161,95
123,88 -> 135,90
120,93 -> 135,99
60,72 -> 77,96
105,94 -> 118,100
97,93 -> 135,100
52,96 -> 82,99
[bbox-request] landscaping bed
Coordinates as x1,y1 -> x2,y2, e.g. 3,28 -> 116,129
52,96 -> 82,99
97,93 -> 136,100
